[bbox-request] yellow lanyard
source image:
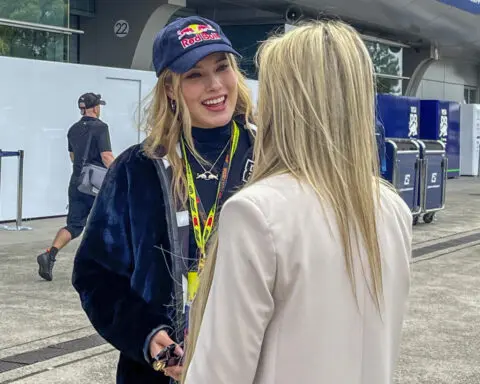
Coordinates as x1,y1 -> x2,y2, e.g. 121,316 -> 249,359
182,122 -> 240,273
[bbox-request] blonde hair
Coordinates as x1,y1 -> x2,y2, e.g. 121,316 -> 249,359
142,54 -> 253,205
182,20 -> 389,380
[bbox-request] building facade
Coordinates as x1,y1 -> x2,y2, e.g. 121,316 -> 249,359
0,0 -> 479,103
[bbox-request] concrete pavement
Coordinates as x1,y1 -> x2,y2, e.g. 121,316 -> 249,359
0,177 -> 479,383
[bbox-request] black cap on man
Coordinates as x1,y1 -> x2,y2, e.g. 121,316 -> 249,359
78,93 -> 106,110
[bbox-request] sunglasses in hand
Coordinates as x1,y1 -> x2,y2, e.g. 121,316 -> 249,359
152,342 -> 184,372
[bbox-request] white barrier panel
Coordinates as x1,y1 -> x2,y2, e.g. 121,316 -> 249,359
459,104 -> 480,176
0,57 -> 259,221
246,79 -> 258,109
0,56 -> 157,221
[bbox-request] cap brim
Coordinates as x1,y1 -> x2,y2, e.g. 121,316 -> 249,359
168,43 -> 241,74
99,100 -> 106,106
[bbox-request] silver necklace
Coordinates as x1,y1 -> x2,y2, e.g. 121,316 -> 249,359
185,139 -> 231,181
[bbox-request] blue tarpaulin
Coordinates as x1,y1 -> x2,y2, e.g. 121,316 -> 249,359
436,0 -> 480,14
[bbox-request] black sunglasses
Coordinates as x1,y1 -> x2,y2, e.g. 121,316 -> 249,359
152,342 -> 184,371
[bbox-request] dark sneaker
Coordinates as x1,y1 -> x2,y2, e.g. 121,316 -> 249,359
37,251 -> 55,281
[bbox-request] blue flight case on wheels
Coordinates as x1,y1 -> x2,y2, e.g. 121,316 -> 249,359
384,138 -> 422,220
416,140 -> 447,224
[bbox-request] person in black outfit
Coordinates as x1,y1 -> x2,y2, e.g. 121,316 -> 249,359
72,17 -> 255,384
37,93 -> 114,281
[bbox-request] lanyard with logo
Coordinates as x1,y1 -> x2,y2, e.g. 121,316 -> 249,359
182,121 -> 239,269
182,122 -> 239,332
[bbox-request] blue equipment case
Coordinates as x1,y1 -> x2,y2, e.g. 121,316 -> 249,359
416,140 -> 448,224
385,139 -> 422,219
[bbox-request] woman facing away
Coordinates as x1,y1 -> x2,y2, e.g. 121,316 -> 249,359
72,16 -> 255,384
182,20 -> 413,384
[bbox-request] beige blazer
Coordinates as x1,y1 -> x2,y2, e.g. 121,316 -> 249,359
185,174 -> 412,384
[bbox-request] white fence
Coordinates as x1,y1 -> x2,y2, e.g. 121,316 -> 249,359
0,56 -> 259,221
0,56 -> 157,221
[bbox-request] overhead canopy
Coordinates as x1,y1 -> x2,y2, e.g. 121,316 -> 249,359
219,0 -> 480,59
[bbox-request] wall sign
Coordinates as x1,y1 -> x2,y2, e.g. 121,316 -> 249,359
408,106 -> 419,138
114,20 -> 130,38
439,108 -> 448,144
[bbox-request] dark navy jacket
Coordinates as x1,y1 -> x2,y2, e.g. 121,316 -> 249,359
72,125 -> 254,384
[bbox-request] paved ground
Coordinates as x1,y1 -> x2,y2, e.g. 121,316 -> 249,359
0,177 -> 479,383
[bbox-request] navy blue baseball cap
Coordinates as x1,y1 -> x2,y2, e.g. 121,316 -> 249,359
152,16 -> 240,77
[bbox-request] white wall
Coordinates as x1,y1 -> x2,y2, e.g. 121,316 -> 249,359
416,59 -> 479,102
246,79 -> 258,109
0,56 -> 157,221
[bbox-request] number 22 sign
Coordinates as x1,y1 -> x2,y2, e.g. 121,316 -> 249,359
114,20 -> 129,38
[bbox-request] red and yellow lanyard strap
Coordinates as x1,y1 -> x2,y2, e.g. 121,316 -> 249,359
181,122 -> 240,267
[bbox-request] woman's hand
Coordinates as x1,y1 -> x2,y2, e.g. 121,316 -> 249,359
164,364 -> 183,382
149,330 -> 184,381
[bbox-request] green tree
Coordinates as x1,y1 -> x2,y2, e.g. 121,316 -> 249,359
0,0 -> 67,61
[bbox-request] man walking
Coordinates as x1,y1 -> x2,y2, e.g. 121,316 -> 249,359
37,93 -> 114,281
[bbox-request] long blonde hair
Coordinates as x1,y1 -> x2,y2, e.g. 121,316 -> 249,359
182,20 -> 388,380
142,54 -> 253,205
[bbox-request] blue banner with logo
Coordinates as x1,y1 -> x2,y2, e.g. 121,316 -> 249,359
436,0 -> 480,14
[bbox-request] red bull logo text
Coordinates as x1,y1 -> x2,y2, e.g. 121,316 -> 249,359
177,24 -> 221,49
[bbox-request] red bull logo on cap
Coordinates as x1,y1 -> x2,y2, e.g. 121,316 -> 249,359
177,23 -> 221,49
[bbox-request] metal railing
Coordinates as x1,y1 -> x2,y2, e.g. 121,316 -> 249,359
0,150 -> 32,231
0,18 -> 84,35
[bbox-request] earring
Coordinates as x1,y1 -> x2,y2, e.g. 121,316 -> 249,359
170,99 -> 177,113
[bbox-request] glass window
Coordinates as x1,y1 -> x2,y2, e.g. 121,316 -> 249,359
365,41 -> 403,77
222,24 -> 284,80
376,77 -> 402,96
69,15 -> 80,63
70,0 -> 95,15
464,87 -> 478,104
0,0 -> 69,27
469,88 -> 477,104
0,25 -> 68,62
365,41 -> 404,95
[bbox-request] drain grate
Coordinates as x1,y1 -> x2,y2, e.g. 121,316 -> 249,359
413,232 -> 480,258
0,361 -> 24,374
0,334 -> 106,374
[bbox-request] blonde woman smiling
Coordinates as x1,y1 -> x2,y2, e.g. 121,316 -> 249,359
73,16 -> 255,384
